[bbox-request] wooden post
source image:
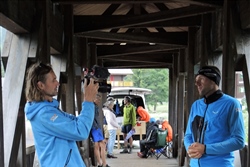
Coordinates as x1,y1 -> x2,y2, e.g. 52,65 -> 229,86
222,0 -> 236,95
2,33 -> 29,166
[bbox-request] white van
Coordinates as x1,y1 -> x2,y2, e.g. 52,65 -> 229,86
108,87 -> 151,116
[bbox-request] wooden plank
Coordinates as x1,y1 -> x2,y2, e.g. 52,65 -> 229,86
3,33 -> 29,166
89,43 -> 97,66
78,32 -> 188,46
0,1 -> 35,33
201,14 -> 211,64
222,0 -> 236,96
103,61 -> 171,68
102,53 -> 173,64
74,6 -> 218,33
186,27 -> 196,111
51,55 -> 67,102
50,8 -> 64,54
238,1 -> 250,29
211,11 -> 223,51
53,0 -> 223,7
74,15 -> 201,28
177,74 -> 185,166
1,31 -> 13,58
97,45 -> 184,58
9,102 -> 26,167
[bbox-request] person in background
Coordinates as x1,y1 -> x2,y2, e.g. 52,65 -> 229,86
103,97 -> 120,158
103,116 -> 109,151
120,96 -> 137,154
137,118 -> 159,158
137,106 -> 150,122
184,65 -> 245,167
161,120 -> 173,142
24,62 -> 99,167
90,94 -> 110,167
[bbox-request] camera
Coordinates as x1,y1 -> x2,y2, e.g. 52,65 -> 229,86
82,65 -> 112,93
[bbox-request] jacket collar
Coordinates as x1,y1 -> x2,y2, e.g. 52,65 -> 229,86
204,89 -> 223,104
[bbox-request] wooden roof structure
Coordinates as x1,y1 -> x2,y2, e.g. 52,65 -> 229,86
1,0 -> 250,166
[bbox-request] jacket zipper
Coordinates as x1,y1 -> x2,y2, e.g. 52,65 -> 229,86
198,104 -> 208,167
64,149 -> 72,167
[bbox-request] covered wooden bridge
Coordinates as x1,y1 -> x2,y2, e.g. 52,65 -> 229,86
0,0 -> 250,166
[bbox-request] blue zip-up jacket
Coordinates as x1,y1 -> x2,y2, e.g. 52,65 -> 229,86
25,99 -> 94,167
184,93 -> 245,167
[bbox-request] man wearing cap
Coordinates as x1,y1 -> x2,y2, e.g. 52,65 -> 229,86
184,65 -> 245,167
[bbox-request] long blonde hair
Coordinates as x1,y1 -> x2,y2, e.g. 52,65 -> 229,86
25,62 -> 52,102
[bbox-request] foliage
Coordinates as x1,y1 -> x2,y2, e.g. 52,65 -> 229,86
124,69 -> 169,111
241,97 -> 249,142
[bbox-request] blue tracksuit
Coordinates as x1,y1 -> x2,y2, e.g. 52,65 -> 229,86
25,99 -> 94,167
184,93 -> 245,167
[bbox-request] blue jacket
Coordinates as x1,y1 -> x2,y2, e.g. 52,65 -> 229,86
25,99 -> 94,167
184,93 -> 245,167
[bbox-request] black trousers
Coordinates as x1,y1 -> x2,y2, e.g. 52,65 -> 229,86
139,140 -> 154,155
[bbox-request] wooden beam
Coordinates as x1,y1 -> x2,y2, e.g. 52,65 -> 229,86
3,33 -> 29,166
74,15 -> 201,29
177,74 -> 185,166
74,6 -> 218,33
238,1 -> 250,29
53,0 -> 223,7
0,1 -> 35,33
103,61 -> 171,68
78,32 -> 188,46
102,53 -> 173,63
222,0 -> 236,96
50,9 -> 64,54
97,45 -> 182,57
133,15 -> 202,28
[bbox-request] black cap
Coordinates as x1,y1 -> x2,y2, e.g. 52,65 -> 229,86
197,66 -> 221,86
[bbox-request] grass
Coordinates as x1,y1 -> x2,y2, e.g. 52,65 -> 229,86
147,103 -> 169,121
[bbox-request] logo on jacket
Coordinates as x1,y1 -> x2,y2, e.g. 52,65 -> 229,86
50,114 -> 58,122
235,108 -> 242,112
212,111 -> 219,114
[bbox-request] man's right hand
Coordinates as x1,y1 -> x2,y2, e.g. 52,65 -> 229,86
83,78 -> 99,102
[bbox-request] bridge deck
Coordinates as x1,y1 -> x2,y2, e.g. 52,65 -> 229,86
106,148 -> 181,167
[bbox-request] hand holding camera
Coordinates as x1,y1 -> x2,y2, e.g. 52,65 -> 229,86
82,65 -> 111,93
83,78 -> 99,102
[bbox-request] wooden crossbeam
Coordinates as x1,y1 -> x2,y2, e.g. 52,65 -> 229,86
53,0 -> 223,8
97,45 -> 182,57
74,5 -> 217,33
78,32 -> 188,46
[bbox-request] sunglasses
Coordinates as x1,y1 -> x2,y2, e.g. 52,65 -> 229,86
35,63 -> 52,82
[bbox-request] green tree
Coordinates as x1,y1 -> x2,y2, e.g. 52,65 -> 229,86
241,97 -> 249,142
125,69 -> 169,111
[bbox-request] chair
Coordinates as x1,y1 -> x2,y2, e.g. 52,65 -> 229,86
147,129 -> 172,159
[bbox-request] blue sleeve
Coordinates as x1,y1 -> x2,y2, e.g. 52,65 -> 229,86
206,100 -> 245,154
40,101 -> 95,141
184,105 -> 195,150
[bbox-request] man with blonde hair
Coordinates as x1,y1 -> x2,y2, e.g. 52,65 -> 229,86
24,62 -> 98,167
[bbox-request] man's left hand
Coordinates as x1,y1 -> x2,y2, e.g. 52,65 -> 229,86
187,142 -> 205,159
